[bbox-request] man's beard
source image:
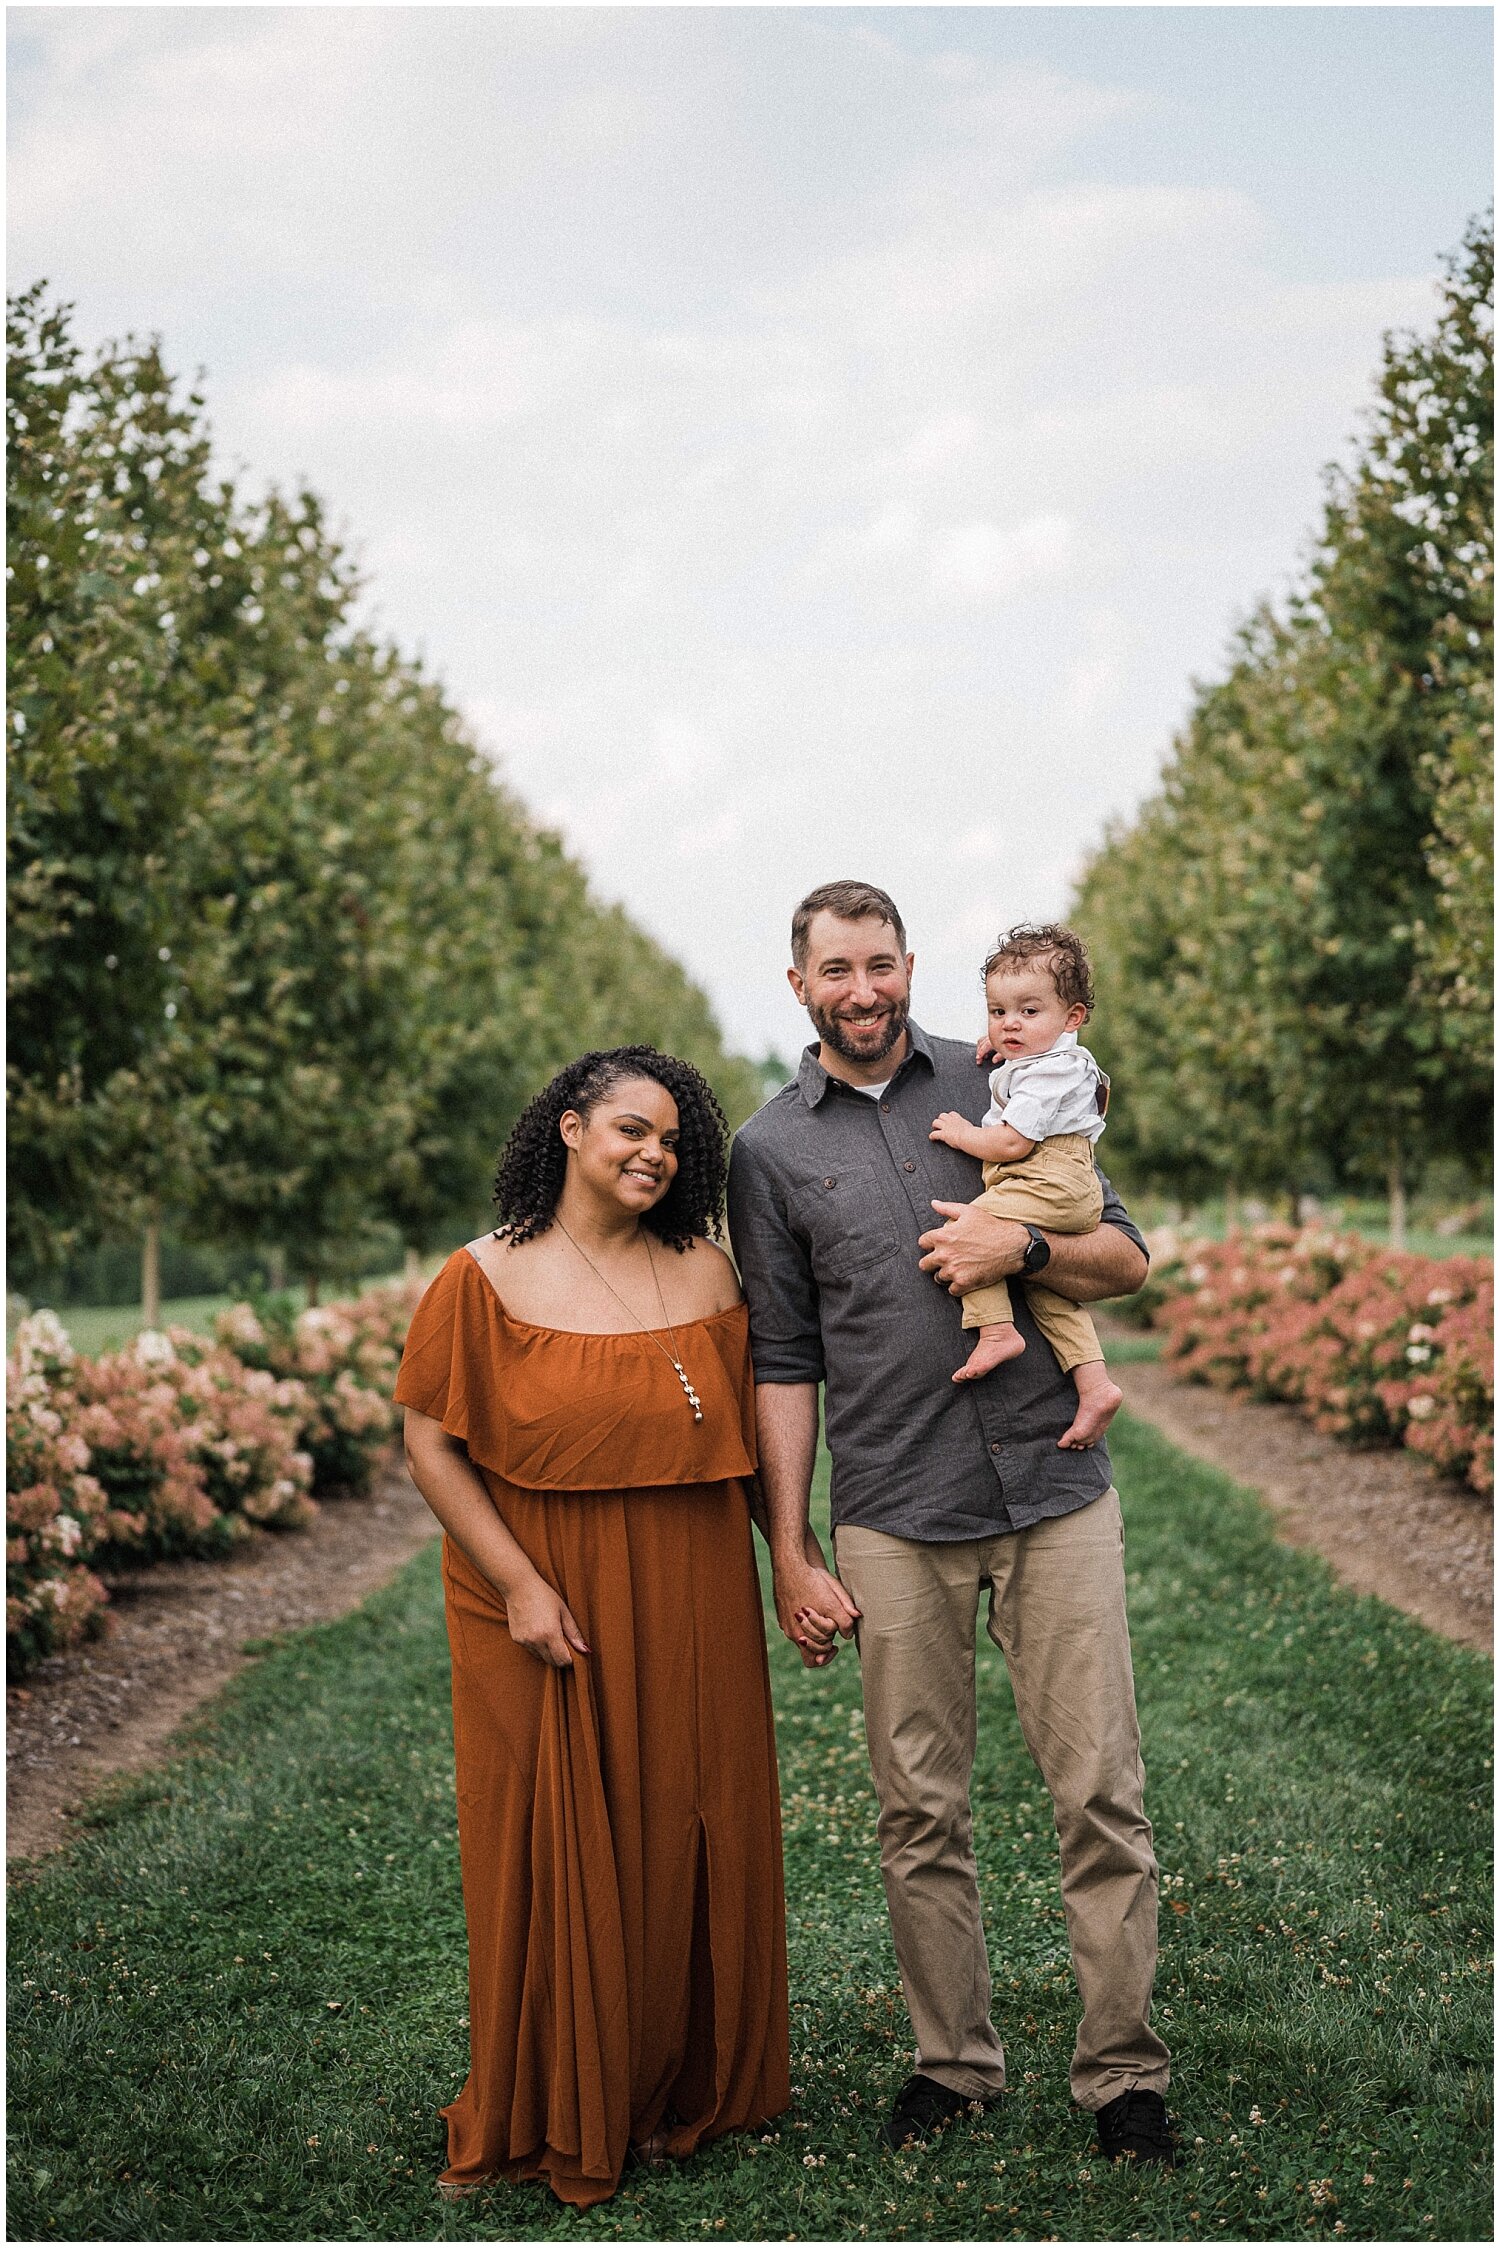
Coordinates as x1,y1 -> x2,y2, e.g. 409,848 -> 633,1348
808,992 -> 910,1067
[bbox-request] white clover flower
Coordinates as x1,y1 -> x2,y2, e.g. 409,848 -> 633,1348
1405,1344 -> 1433,1365
1406,1395 -> 1438,1421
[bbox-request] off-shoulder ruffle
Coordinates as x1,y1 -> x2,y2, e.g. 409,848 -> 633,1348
393,1250 -> 757,1491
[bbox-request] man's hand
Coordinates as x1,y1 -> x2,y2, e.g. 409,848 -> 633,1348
773,1549 -> 860,1670
919,1202 -> 1149,1303
919,1202 -> 1030,1295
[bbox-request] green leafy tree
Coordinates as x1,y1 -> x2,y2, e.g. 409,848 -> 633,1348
7,288 -> 240,1279
1073,217 -> 1493,1220
9,288 -> 766,1296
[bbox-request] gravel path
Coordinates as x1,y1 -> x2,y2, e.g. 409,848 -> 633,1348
6,1454 -> 440,1861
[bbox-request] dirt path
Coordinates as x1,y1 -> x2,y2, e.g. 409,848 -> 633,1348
6,1453 -> 440,1862
1112,1350 -> 1492,1655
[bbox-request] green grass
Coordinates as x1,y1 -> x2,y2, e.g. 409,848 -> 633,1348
29,1291 -> 258,1356
1103,1331 -> 1163,1364
1127,1198 -> 1492,1264
8,1419 -> 1491,2241
9,1266 -> 437,1357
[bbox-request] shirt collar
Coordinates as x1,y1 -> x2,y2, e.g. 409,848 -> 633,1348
796,1018 -> 938,1109
998,1029 -> 1077,1069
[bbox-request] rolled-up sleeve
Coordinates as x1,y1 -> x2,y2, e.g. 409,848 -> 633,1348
726,1132 -> 826,1385
1095,1165 -> 1149,1267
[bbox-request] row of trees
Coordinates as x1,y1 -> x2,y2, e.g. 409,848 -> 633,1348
1074,215 -> 1493,1232
8,286 -> 763,1306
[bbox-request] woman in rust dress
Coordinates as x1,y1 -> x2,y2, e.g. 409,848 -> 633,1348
396,1046 -> 790,2210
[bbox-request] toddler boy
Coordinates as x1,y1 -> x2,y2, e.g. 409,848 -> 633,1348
929,922 -> 1123,1450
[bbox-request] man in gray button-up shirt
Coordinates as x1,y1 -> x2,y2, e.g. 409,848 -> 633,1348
727,881 -> 1175,2167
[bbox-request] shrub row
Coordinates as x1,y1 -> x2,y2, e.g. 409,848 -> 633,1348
1144,1226 -> 1493,1496
6,1285 -> 418,1675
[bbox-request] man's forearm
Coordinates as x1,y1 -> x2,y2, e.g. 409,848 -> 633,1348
919,1200 -> 1148,1301
754,1381 -> 821,1562
1039,1224 -> 1148,1304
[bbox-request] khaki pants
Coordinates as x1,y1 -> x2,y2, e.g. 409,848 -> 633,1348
961,1133 -> 1104,1373
834,1492 -> 1169,2111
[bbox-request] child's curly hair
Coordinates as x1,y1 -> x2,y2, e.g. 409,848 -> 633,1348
492,1046 -> 729,1251
982,923 -> 1095,1017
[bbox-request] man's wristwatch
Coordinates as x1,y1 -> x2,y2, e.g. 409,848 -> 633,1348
1020,1224 -> 1052,1275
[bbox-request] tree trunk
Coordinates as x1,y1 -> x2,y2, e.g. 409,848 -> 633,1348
404,1244 -> 422,1282
266,1246 -> 286,1292
1222,1179 -> 1238,1235
1388,1143 -> 1408,1251
142,1217 -> 161,1331
305,1273 -> 321,1309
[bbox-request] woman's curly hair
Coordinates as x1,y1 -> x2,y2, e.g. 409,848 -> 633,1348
493,1047 -> 730,1251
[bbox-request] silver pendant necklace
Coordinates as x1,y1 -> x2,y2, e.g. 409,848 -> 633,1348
553,1218 -> 704,1422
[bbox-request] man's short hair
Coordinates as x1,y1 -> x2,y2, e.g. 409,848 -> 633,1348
791,880 -> 907,973
982,923 -> 1095,1017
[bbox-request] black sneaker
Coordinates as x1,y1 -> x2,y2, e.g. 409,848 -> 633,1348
880,2073 -> 995,2151
1095,2087 -> 1178,2167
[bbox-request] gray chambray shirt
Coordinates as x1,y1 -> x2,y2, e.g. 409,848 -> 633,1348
725,1018 -> 1148,1543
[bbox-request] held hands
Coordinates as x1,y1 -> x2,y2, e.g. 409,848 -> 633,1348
505,1573 -> 591,1668
773,1543 -> 860,1671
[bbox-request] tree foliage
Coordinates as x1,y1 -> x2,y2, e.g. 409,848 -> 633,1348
1074,215 -> 1493,1202
8,286 -> 760,1283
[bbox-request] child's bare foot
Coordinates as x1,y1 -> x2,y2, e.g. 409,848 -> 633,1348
1057,1363 -> 1123,1448
953,1323 -> 1026,1382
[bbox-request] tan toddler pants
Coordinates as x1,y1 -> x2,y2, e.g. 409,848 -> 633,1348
962,1132 -> 1104,1371
834,1490 -> 1169,2111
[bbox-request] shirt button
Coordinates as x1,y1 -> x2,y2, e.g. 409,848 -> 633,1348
989,1441 -> 1001,1454
880,1100 -> 891,1111
902,1159 -> 916,1173
823,1176 -> 836,1189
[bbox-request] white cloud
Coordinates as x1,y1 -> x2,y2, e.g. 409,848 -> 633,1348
7,9 -> 1458,1054
931,515 -> 1074,602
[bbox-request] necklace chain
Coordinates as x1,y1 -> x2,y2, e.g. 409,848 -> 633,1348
552,1219 -> 704,1423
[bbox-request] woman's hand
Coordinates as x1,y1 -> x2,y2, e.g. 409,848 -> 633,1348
504,1573 -> 591,1668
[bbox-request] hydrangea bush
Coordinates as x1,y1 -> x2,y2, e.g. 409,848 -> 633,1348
212,1288 -> 410,1494
1152,1228 -> 1493,1496
7,1280 -> 421,1675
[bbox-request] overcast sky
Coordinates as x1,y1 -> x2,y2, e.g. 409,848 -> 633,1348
9,6 -> 1493,1060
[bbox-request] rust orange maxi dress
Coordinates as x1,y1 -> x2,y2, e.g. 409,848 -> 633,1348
393,1248 -> 791,2210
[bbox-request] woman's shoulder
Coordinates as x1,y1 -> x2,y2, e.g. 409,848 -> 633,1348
672,1235 -> 743,1318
